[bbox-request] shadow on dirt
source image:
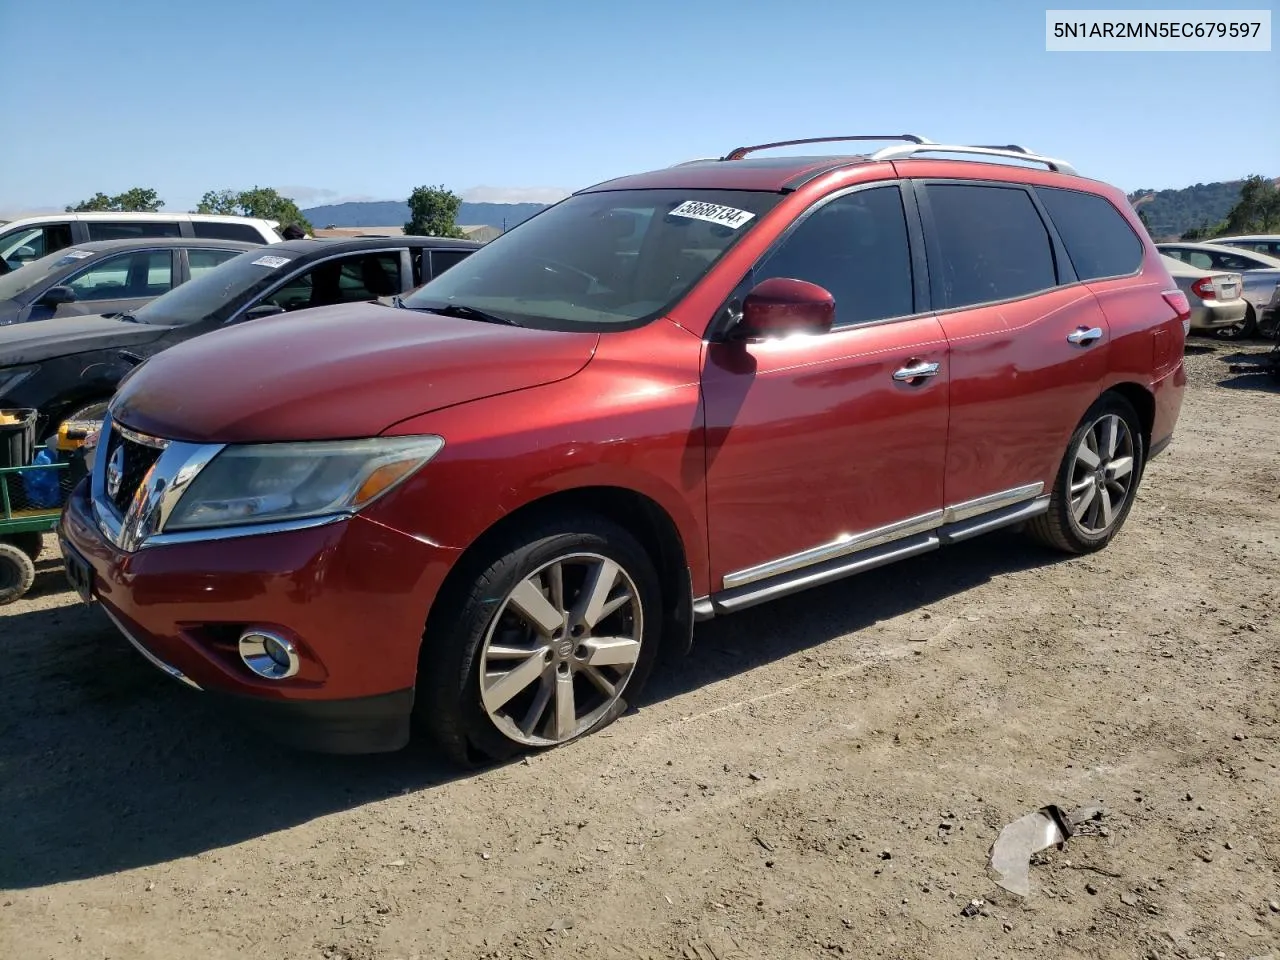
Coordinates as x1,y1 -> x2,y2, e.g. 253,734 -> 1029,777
1214,348 -> 1280,392
0,529 -> 1069,889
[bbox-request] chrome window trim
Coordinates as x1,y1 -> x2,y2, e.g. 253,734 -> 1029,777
721,481 -> 1044,590
142,514 -> 345,549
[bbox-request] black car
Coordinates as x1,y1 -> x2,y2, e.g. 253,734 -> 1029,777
0,236 -> 481,437
0,238 -> 260,326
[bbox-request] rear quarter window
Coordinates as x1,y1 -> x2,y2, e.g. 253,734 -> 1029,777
1035,187 -> 1143,281
87,221 -> 183,240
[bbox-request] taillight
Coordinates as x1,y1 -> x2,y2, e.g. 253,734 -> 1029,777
1191,277 -> 1216,300
1162,289 -> 1190,317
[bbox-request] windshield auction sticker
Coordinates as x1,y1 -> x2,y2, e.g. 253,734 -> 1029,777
669,200 -> 756,229
58,250 -> 94,262
251,255 -> 292,268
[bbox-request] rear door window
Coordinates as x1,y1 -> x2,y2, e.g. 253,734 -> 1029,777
87,221 -> 183,240
188,248 -> 244,280
923,183 -> 1058,309
192,221 -> 265,243
1035,187 -> 1143,281
429,249 -> 472,280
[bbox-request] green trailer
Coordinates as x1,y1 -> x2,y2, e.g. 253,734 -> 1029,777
0,459 -> 74,604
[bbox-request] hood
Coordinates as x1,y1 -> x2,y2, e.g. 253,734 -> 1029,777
111,301 -> 600,443
0,314 -> 164,365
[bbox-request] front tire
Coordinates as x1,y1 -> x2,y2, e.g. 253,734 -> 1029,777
1027,394 -> 1145,554
416,515 -> 662,766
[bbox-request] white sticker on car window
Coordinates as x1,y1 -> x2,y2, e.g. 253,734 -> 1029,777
251,255 -> 291,268
668,200 -> 755,229
62,250 -> 94,260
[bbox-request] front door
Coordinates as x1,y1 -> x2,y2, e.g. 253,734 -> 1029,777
701,184 -> 950,594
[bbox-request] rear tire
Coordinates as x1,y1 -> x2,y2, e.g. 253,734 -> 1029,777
1215,305 -> 1256,341
415,514 -> 662,767
1027,394 -> 1145,555
0,541 -> 37,605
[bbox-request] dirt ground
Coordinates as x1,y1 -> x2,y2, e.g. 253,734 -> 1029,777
2,340 -> 1278,960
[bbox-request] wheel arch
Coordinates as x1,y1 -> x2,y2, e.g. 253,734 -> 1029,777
1104,381 -> 1156,453
422,484 -> 696,670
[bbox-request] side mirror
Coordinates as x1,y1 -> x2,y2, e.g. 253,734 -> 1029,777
39,285 -> 77,307
736,277 -> 835,339
242,303 -> 286,322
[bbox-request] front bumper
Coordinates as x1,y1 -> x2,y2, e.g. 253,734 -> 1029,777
60,481 -> 461,753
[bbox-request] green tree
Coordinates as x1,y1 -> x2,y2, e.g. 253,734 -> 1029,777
1136,208 -> 1152,235
1222,175 -> 1280,235
195,186 -> 313,232
404,184 -> 466,239
66,187 -> 164,212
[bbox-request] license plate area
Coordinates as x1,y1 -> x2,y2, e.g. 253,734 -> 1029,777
60,538 -> 95,603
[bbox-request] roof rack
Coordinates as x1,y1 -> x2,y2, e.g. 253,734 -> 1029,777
721,134 -> 934,161
869,142 -> 1077,175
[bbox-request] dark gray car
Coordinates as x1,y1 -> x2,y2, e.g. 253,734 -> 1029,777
0,238 -> 259,326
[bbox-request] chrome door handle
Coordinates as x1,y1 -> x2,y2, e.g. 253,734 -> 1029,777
1067,326 -> 1103,345
892,361 -> 940,381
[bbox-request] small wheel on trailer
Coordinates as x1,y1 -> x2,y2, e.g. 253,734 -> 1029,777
0,541 -> 37,605
4,531 -> 44,562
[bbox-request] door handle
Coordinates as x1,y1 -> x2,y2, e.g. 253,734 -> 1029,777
892,361 -> 941,382
1067,326 -> 1104,345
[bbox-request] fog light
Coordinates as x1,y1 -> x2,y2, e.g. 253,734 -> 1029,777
238,629 -> 300,680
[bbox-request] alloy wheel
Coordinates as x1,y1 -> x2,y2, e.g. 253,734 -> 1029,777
1069,413 -> 1136,535
478,552 -> 643,747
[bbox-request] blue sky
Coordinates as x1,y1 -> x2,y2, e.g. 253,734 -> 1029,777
0,0 -> 1275,216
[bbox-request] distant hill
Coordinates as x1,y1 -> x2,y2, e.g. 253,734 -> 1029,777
1127,179 -> 1276,240
303,200 -> 547,231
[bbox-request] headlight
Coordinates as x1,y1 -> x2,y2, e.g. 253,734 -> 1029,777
0,364 -> 39,396
164,436 -> 444,531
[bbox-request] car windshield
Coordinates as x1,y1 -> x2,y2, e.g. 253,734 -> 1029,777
401,189 -> 781,330
132,247 -> 299,324
0,247 -> 85,301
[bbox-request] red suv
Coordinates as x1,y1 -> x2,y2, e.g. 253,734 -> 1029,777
59,136 -> 1189,764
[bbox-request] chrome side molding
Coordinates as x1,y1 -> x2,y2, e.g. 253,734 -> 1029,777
720,482 -> 1047,593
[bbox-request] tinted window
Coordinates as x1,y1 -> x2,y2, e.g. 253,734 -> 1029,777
752,186 -> 914,326
66,251 -> 172,301
193,221 -> 265,243
926,184 -> 1057,308
131,248 -> 298,325
87,221 -> 182,240
1036,187 -> 1143,281
259,253 -> 401,312
0,223 -> 73,270
429,249 -> 472,279
403,189 -> 782,330
188,248 -> 244,280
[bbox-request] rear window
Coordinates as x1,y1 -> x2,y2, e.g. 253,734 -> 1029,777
1036,187 -> 1143,281
87,221 -> 182,240
193,221 -> 265,243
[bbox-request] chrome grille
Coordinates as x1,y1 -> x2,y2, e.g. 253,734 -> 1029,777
102,423 -> 166,516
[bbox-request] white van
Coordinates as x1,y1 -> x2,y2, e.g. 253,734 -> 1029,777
0,212 -> 283,273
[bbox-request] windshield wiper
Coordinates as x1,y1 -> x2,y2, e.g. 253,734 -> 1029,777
116,312 -> 142,323
407,301 -> 521,326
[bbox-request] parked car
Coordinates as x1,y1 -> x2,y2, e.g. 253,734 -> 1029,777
0,238 -> 257,327
1157,241 -> 1280,339
1159,254 -> 1248,334
0,212 -> 283,274
1211,235 -> 1280,259
59,136 -> 1187,764
0,236 -> 480,441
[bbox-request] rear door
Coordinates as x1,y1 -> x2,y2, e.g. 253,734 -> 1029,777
915,180 -> 1110,507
